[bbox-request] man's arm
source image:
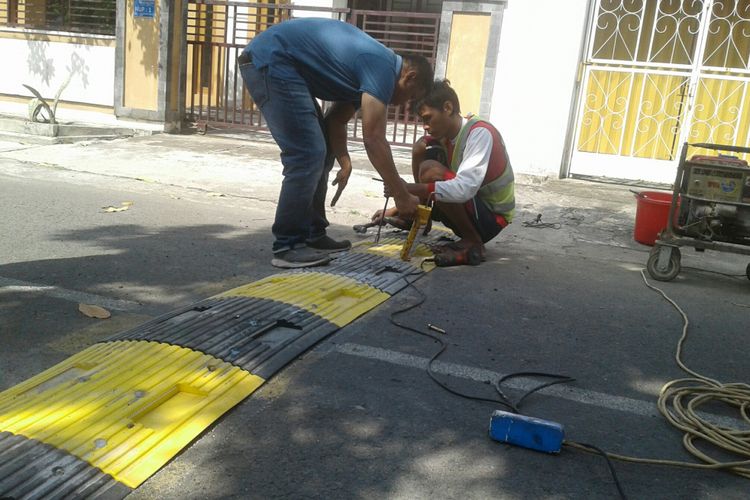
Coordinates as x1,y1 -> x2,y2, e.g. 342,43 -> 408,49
325,102 -> 356,206
432,128 -> 492,203
360,93 -> 418,219
411,137 -> 427,182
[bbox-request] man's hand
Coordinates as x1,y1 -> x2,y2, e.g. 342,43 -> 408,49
325,102 -> 356,207
394,190 -> 419,220
383,181 -> 430,205
360,93 -> 418,216
330,162 -> 352,206
371,206 -> 398,222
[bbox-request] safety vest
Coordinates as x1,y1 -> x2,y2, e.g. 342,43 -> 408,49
446,116 -> 515,221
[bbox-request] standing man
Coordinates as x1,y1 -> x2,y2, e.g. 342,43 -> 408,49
239,17 -> 433,268
374,80 -> 515,266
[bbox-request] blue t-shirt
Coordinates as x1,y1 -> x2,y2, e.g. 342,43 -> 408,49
246,18 -> 402,105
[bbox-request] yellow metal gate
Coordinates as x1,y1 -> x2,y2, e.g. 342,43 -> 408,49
570,0 -> 750,183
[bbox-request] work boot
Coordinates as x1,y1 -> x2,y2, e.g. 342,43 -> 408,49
307,235 -> 352,253
271,247 -> 331,269
434,245 -> 482,267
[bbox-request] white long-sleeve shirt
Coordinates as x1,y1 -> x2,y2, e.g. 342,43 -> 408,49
433,116 -> 493,203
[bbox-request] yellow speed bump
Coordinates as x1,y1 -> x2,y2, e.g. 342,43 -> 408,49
220,273 -> 389,327
353,237 -> 435,271
0,340 -> 263,488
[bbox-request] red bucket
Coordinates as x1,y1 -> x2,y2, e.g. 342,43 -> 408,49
633,191 -> 674,245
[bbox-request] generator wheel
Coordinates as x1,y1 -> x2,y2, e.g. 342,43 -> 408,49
647,246 -> 681,281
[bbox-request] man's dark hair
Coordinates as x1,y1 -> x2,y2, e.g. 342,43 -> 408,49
417,79 -> 461,115
400,53 -> 434,98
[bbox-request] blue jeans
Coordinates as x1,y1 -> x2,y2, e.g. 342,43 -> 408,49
239,60 -> 335,252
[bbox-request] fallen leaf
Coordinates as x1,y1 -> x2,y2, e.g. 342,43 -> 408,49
102,202 -> 133,213
79,303 -> 111,319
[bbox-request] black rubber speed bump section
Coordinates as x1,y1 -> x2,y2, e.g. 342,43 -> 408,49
0,432 -> 130,499
111,297 -> 339,379
315,251 -> 422,295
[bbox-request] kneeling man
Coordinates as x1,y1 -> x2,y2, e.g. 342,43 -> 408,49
375,80 -> 515,266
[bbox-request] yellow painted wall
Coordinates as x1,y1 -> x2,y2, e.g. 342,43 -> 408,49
124,0 -> 160,111
168,0 -> 183,114
446,12 -> 491,115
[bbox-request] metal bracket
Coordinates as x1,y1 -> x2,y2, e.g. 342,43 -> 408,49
656,245 -> 674,272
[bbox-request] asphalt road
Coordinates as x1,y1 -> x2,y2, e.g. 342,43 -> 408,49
1,136 -> 749,499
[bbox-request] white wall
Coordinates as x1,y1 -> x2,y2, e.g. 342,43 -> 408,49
0,37 -> 115,107
491,0 -> 589,178
291,0 -> 348,19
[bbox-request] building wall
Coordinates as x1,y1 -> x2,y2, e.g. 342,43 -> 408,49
292,0 -> 348,18
445,12 -> 490,116
490,0 -> 589,178
0,34 -> 115,107
123,0 -> 160,111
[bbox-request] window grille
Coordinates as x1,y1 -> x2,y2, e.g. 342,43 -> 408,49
0,0 -> 116,36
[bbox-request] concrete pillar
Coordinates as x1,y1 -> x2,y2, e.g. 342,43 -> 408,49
115,0 -> 184,131
435,0 -> 507,118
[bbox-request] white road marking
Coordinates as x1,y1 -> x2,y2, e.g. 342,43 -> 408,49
333,342 -> 741,428
0,276 -> 141,312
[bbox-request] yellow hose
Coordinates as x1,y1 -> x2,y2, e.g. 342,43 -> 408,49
565,270 -> 750,479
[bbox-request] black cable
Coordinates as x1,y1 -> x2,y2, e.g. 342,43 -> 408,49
392,275 -> 575,413
389,276 -> 626,499
565,442 -> 628,500
495,372 -> 576,410
522,213 -> 561,229
389,278 -> 517,412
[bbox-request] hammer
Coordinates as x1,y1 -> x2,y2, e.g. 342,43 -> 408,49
352,195 -> 389,243
353,221 -> 379,234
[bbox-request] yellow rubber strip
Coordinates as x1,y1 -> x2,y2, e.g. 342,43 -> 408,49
0,341 -> 263,488
352,237 -> 436,271
219,273 -> 389,327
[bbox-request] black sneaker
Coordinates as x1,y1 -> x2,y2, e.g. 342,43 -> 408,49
307,235 -> 352,252
271,247 -> 331,269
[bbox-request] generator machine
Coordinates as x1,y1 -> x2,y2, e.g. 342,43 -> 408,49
646,142 -> 750,281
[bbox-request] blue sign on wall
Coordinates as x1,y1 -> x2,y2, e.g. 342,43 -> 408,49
134,0 -> 155,18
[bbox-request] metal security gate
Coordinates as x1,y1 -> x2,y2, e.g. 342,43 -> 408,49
185,1 -> 441,146
348,9 -> 441,144
185,1 -> 348,133
569,0 -> 750,184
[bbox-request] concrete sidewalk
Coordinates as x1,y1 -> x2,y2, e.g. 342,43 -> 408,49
0,101 -> 163,144
6,128 -> 736,276
5,128 -> 747,278
0,129 -> 646,254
